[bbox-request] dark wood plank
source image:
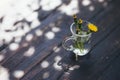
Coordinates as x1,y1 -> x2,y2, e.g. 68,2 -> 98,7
18,0 -> 113,79
77,0 -> 113,20
0,44 -> 8,52
9,41 -> 62,80
0,12 -> 63,64
59,1 -> 120,80
97,54 -> 120,80
20,46 -> 67,80
0,0 -> 112,66
23,5 -> 120,80
59,24 -> 120,80
0,0 -> 119,80
1,0 -> 101,69
1,15 -> 71,80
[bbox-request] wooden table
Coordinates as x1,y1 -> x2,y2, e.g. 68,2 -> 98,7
0,0 -> 120,80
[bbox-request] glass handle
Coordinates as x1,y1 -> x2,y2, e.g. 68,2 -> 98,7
62,36 -> 74,51
70,23 -> 75,35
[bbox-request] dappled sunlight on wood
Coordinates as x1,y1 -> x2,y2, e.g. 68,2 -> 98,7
0,55 -> 4,62
54,56 -> 62,61
12,29 -> 26,37
26,12 -> 38,22
41,61 -> 50,68
59,0 -> 79,16
82,0 -> 91,6
25,34 -> 34,42
30,19 -> 41,29
52,27 -> 61,33
0,0 -> 119,80
49,23 -> 56,27
24,46 -> 35,57
0,66 -> 9,80
98,0 -> 105,2
45,31 -> 55,40
89,6 -> 95,11
69,65 -> 80,71
103,2 -> 108,7
35,29 -> 43,36
22,43 -> 29,48
54,47 -> 61,53
53,46 -> 61,53
14,37 -> 22,43
13,70 -> 25,79
43,72 -> 50,79
53,62 -> 62,71
97,0 -> 109,7
9,43 -> 19,51
53,56 -> 62,71
0,31 -> 13,43
40,0 -> 62,11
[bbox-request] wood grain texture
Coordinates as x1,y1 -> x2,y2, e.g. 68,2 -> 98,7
59,1 -> 120,80
0,0 -> 120,80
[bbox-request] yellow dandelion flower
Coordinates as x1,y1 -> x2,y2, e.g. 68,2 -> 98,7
88,23 -> 98,32
73,14 -> 77,18
78,19 -> 83,24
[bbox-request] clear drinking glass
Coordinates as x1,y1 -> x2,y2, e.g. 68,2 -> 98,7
62,21 -> 92,57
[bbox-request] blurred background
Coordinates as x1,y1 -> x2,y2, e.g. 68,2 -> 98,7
0,0 -> 119,80
0,0 -> 112,47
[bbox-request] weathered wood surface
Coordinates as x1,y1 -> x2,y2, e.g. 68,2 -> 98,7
0,0 -> 120,80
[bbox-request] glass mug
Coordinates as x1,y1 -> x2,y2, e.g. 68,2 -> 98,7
62,21 -> 92,56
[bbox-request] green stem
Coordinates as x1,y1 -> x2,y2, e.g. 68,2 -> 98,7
75,53 -> 78,61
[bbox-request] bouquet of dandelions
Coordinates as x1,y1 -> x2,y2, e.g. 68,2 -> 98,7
73,14 -> 98,60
